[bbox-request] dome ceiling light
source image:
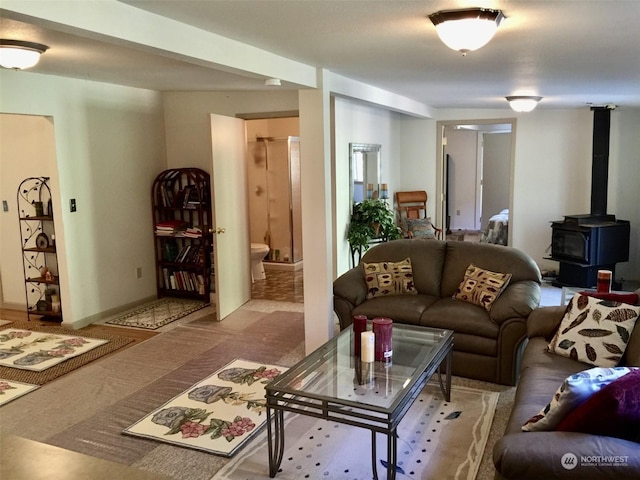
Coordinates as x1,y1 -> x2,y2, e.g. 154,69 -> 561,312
428,8 -> 505,55
506,96 -> 543,112
0,39 -> 49,70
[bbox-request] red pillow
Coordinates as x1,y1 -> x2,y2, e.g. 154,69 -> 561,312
556,369 -> 640,443
579,291 -> 639,305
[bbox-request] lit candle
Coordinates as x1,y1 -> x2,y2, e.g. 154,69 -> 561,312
361,331 -> 375,363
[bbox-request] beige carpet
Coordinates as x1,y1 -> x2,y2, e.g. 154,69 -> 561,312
0,306 -> 515,480
214,383 -> 498,480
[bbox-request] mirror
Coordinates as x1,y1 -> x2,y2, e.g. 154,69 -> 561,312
349,143 -> 381,207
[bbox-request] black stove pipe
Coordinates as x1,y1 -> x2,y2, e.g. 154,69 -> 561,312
590,107 -> 611,216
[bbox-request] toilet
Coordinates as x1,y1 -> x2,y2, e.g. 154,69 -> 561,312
250,243 -> 270,282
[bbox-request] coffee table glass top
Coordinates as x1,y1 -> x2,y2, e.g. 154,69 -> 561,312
267,324 -> 453,413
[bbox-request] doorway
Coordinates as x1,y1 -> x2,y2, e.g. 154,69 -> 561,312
437,120 -> 515,245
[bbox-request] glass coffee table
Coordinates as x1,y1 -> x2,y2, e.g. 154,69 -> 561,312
265,324 -> 453,480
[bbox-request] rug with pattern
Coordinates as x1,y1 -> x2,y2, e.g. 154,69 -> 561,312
0,379 -> 39,407
106,298 -> 208,330
0,328 -> 109,372
213,383 -> 498,480
123,358 -> 287,457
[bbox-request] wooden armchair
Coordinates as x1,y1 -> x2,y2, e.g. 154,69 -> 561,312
395,190 -> 442,240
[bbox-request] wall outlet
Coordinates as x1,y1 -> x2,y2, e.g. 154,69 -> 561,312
456,209 -> 461,216
136,267 -> 142,279
70,198 -> 77,212
2,200 -> 8,212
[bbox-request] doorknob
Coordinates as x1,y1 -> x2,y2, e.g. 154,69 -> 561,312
216,227 -> 226,234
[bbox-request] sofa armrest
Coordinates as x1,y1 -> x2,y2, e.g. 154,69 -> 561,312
489,280 -> 540,325
527,306 -> 566,339
494,431 -> 640,479
333,266 -> 367,329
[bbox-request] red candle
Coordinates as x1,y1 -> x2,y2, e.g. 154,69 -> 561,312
372,317 -> 393,363
352,315 -> 368,357
597,270 -> 612,293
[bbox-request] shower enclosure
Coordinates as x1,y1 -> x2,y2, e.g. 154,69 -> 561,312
247,136 -> 302,265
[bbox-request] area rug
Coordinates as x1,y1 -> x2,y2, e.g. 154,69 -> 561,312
0,328 -> 109,372
0,325 -> 133,386
213,383 -> 498,480
106,298 -> 208,330
123,358 -> 288,457
0,379 -> 39,407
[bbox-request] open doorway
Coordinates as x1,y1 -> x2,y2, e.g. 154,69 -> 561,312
436,120 -> 515,245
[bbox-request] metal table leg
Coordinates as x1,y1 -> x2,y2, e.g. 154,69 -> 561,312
267,405 -> 285,478
437,348 -> 452,402
371,430 -> 398,480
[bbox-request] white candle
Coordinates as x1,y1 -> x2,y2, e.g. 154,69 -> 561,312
361,331 -> 375,363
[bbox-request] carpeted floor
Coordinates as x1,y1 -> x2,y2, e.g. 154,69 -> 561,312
0,302 -> 514,479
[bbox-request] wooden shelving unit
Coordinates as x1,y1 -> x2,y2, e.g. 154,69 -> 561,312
151,168 -> 212,302
17,177 -> 62,322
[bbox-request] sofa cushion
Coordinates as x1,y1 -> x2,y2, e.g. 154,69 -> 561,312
521,366 -> 636,432
547,294 -> 640,367
453,264 -> 512,312
363,258 -> 417,299
353,294 -> 439,326
556,369 -> 640,442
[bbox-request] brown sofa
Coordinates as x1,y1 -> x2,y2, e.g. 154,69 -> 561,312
493,292 -> 640,479
333,239 -> 542,385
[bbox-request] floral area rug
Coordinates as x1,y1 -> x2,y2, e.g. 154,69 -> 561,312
213,384 -> 498,480
0,329 -> 109,372
0,379 -> 39,407
123,359 -> 287,457
105,298 -> 208,330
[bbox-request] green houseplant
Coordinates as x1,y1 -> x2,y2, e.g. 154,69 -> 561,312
347,199 -> 402,251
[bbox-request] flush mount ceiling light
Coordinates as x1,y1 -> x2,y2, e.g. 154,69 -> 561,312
264,78 -> 281,86
428,8 -> 505,55
0,39 -> 49,70
506,96 -> 543,112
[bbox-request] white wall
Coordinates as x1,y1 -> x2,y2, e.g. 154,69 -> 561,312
436,108 -> 640,282
482,132 -> 511,230
0,115 -> 57,309
0,70 -> 165,327
445,128 -> 478,230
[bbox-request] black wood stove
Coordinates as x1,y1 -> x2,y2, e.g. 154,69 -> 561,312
550,107 -> 630,288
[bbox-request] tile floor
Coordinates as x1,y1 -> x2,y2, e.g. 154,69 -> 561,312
251,269 -> 304,303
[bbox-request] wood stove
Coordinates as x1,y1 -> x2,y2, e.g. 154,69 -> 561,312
549,107 -> 631,288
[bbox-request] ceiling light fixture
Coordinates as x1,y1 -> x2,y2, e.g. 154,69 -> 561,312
264,78 -> 281,86
428,8 -> 505,55
506,96 -> 543,112
0,39 -> 49,70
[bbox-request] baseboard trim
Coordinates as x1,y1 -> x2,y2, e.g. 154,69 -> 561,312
264,261 -> 303,271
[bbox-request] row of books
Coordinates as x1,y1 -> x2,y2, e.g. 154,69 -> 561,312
172,245 -> 204,264
158,184 -> 207,209
155,219 -> 188,236
162,268 -> 206,295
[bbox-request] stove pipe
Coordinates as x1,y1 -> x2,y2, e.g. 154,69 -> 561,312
590,107 -> 611,216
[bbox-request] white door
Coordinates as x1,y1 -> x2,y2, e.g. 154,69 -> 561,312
210,114 -> 251,320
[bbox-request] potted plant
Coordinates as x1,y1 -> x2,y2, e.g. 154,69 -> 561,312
347,199 -> 401,251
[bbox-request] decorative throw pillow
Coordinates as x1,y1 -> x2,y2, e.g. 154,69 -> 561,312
521,366 -> 637,432
363,258 -> 417,299
405,217 -> 436,240
452,264 -> 512,312
556,369 -> 640,442
547,293 -> 640,367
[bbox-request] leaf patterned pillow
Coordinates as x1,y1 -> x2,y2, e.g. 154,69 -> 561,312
548,294 -> 640,367
522,366 -> 637,432
452,264 -> 512,312
363,258 -> 417,299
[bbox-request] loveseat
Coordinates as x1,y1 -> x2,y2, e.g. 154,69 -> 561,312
493,290 -> 640,479
333,239 -> 542,385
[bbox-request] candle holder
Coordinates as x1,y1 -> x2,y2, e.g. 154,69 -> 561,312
597,270 -> 612,293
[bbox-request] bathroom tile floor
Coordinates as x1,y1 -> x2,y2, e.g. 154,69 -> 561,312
251,269 -> 304,303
